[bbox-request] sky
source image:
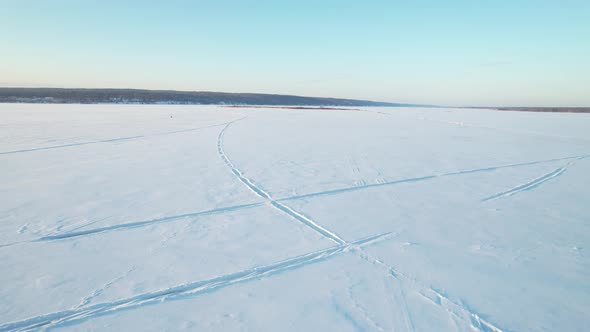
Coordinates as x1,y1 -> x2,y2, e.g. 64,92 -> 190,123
1,0 -> 589,106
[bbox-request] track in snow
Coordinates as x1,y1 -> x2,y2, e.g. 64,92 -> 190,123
36,202 -> 265,241
280,154 -> 589,201
0,122 -> 231,155
2,152 -> 585,247
2,106 -> 585,331
217,117 -> 347,245
482,156 -> 587,201
0,232 -> 392,332
215,114 -> 506,332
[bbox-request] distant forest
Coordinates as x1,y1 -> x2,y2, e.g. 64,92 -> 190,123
0,88 -> 587,112
0,88 -> 408,107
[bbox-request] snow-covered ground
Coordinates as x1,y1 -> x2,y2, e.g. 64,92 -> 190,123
1,104 -> 589,331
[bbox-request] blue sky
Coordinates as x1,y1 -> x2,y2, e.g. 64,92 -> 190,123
1,1 -> 589,106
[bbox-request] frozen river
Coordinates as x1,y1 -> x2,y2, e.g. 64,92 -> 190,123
1,104 -> 589,331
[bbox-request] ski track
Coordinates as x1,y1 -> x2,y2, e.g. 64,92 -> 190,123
278,154 -> 589,202
216,114 -> 505,332
377,110 -> 590,144
345,278 -> 386,332
76,267 -> 136,309
1,154 -> 586,247
217,117 -> 346,245
397,282 -> 415,332
382,272 -> 415,332
352,249 -> 416,332
2,109 -> 580,331
35,202 -> 264,242
0,203 -> 265,248
0,232 -> 392,332
0,122 -> 232,156
418,289 -> 504,332
217,115 -> 426,330
482,156 -> 587,201
354,247 -> 505,332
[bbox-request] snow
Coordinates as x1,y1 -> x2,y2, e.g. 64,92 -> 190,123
1,104 -> 589,331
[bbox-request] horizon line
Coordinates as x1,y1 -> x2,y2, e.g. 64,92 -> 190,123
0,86 -> 589,109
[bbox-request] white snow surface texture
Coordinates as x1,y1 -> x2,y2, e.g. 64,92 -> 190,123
1,104 -> 589,331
